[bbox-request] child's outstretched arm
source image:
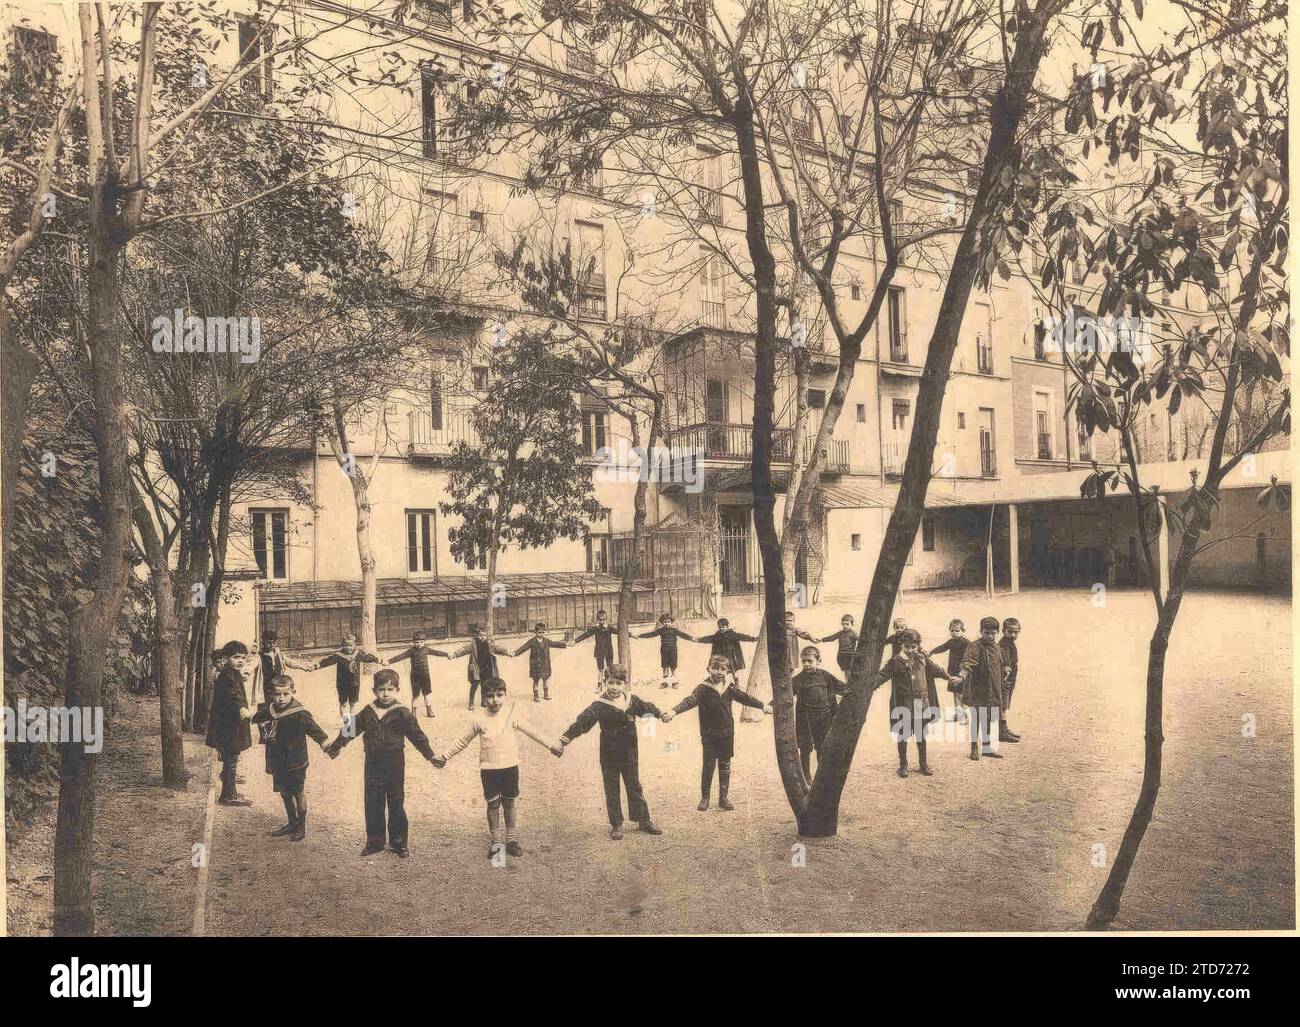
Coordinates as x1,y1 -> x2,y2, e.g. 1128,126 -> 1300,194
819,631 -> 843,643
513,714 -> 564,757
692,632 -> 716,645
304,713 -> 330,749
732,687 -> 769,712
664,688 -> 702,721
573,626 -> 596,643
674,628 -> 695,641
630,695 -> 663,720
324,717 -> 364,759
549,637 -> 567,648
558,704 -> 599,748
736,632 -> 759,643
438,722 -> 479,764
386,647 -> 414,666
400,710 -> 444,766
635,628 -> 660,639
512,640 -> 533,658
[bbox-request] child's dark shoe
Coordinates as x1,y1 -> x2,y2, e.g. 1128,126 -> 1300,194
918,764 -> 934,776
610,826 -> 623,840
218,795 -> 252,807
360,842 -> 385,857
981,748 -> 1004,759
291,819 -> 306,841
638,821 -> 663,835
897,765 -> 909,778
718,797 -> 735,811
969,747 -> 979,761
697,797 -> 710,811
393,846 -> 410,858
271,823 -> 294,837
506,840 -> 524,857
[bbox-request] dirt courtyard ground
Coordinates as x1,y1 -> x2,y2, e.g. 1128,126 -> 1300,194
9,587 -> 1291,935
182,588 -> 1291,935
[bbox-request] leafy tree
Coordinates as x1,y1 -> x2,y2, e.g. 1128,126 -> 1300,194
441,328 -> 602,634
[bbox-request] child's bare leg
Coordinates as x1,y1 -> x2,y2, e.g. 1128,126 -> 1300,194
486,798 -> 503,846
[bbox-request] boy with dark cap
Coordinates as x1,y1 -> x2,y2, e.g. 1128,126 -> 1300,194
929,618 -> 971,724
950,616 -> 1006,761
206,640 -> 254,806
819,613 -> 859,677
252,630 -> 314,706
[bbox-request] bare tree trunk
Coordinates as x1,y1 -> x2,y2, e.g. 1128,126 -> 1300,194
1,305 -> 39,558
616,407 -> 660,676
54,218 -> 133,936
351,471 -> 378,652
132,500 -> 189,789
743,347 -> 810,723
198,485 -> 231,710
1086,618 -> 1169,928
799,8 -> 1062,837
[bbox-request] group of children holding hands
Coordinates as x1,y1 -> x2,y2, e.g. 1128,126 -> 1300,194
203,607 -> 1023,860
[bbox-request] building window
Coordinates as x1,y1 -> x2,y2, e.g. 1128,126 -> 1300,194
850,533 -> 862,551
566,2 -> 596,74
472,365 -> 489,392
581,411 -> 608,456
887,287 -> 907,362
9,25 -> 57,93
699,246 -> 728,328
251,509 -> 288,581
850,283 -> 861,301
1033,320 -> 1048,361
921,516 -> 936,551
807,389 -> 826,410
697,150 -> 724,224
976,332 -> 994,374
575,220 -> 606,320
855,403 -> 866,423
237,18 -> 274,99
1077,425 -> 1091,460
1033,390 -> 1054,460
459,544 -> 488,571
420,66 -> 440,158
406,510 -> 436,576
430,370 -> 444,431
425,189 -> 457,282
469,210 -> 485,232
957,412 -> 966,429
891,399 -> 910,433
978,408 -> 996,477
412,1 -> 469,28
586,534 -> 611,573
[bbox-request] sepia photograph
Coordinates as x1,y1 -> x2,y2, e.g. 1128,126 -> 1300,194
0,0 -> 1293,973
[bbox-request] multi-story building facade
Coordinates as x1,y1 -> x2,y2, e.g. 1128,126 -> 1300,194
8,1 -> 1287,652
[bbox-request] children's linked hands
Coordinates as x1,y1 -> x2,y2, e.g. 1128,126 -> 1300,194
660,710 -> 676,723
549,744 -> 564,758
763,703 -> 773,715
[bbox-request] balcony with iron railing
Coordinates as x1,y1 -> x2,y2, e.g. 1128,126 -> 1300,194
1036,432 -> 1054,461
666,422 -> 795,464
407,407 -> 478,456
567,45 -> 596,74
976,338 -> 995,375
802,435 -> 851,473
578,286 -> 607,321
883,438 -> 962,477
980,441 -> 997,477
700,298 -> 728,329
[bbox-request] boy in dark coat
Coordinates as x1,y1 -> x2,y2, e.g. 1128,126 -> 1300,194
950,616 -> 1006,761
885,617 -> 909,657
792,646 -> 846,779
252,675 -> 329,840
512,621 -> 567,702
324,669 -> 444,858
317,633 -> 380,722
871,628 -> 947,777
662,655 -> 771,811
998,617 -> 1022,742
820,614 -> 859,676
446,624 -> 513,710
386,630 -> 450,718
782,610 -> 817,669
252,630 -> 314,705
929,618 -> 971,724
693,618 -> 758,687
574,609 -> 617,690
206,640 -> 254,806
636,612 -> 694,689
558,665 -> 664,840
